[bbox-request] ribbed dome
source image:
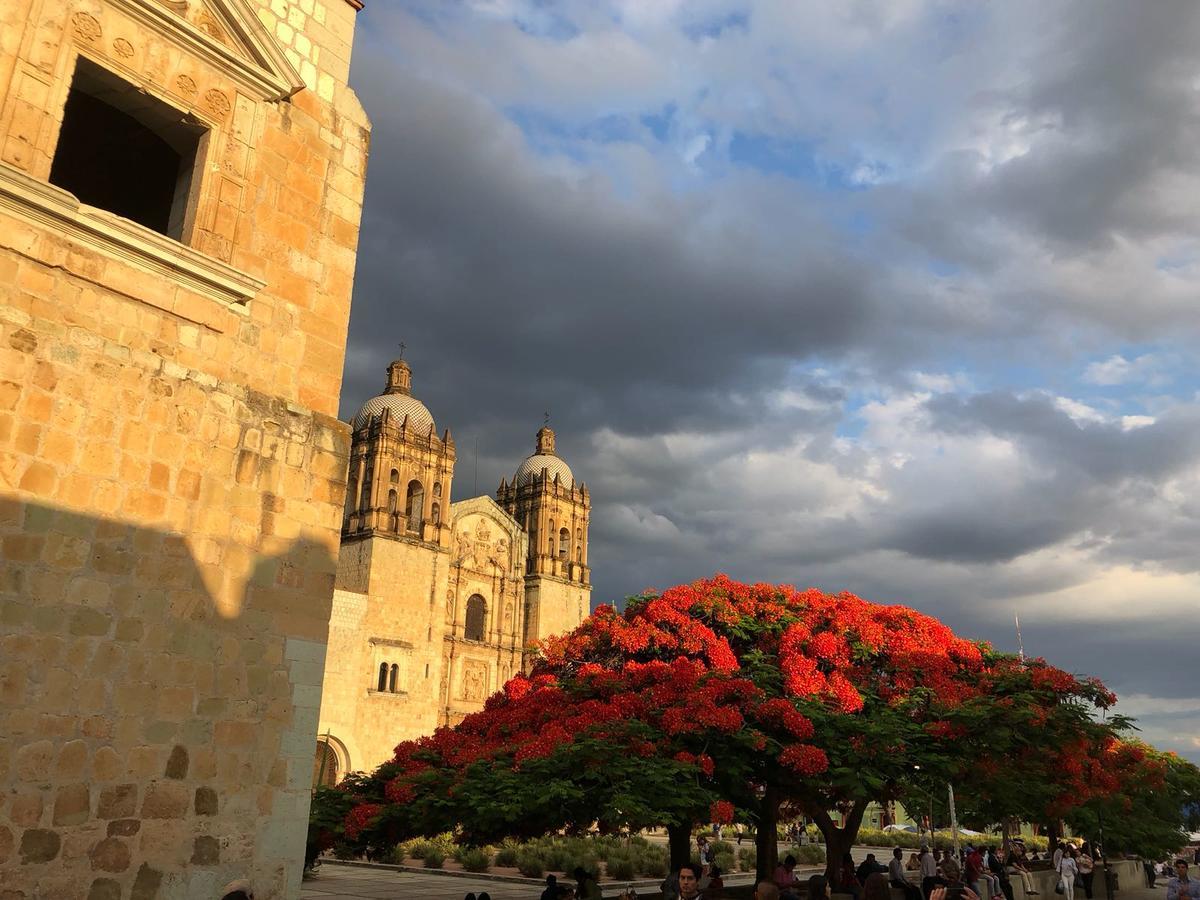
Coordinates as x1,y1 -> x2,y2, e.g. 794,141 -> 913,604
352,393 -> 435,432
514,453 -> 574,488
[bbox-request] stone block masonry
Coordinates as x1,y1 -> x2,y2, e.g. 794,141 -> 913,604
0,0 -> 370,897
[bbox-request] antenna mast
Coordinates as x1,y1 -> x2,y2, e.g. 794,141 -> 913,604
1015,613 -> 1025,661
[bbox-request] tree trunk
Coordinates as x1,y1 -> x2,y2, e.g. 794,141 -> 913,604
667,822 -> 692,872
756,786 -> 781,885
812,801 -> 868,885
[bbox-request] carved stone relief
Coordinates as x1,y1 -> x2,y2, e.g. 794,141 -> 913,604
71,13 -> 102,44
460,660 -> 488,703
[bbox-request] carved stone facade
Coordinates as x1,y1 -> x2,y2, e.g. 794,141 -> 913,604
0,1 -> 368,897
316,362 -> 591,773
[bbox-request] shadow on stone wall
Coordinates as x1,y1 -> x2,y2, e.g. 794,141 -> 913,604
0,494 -> 335,900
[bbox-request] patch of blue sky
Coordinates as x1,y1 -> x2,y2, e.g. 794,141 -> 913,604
640,106 -> 676,144
726,131 -> 894,196
682,9 -> 750,42
512,3 -> 581,41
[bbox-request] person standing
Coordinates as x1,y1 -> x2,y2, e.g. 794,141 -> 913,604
1078,844 -> 1095,900
891,848 -> 923,900
1058,846 -> 1078,900
921,848 -> 944,900
1168,860 -> 1196,900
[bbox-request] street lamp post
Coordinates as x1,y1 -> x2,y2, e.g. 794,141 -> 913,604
948,783 -> 960,856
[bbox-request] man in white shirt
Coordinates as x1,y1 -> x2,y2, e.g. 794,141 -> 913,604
922,848 -> 945,900
892,848 -> 923,900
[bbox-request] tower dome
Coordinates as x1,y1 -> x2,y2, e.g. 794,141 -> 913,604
513,425 -> 574,487
351,359 -> 436,432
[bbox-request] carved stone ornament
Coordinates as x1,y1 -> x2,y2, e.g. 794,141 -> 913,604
473,520 -> 491,564
71,12 -> 102,43
456,531 -> 472,565
198,16 -> 226,44
460,660 -> 488,702
204,89 -> 231,117
175,74 -> 198,97
113,38 -> 135,59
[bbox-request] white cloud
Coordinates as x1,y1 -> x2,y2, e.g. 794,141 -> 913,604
1083,353 -> 1165,387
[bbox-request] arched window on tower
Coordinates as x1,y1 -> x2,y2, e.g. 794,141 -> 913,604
576,545 -> 582,562
405,480 -> 424,534
433,482 -> 442,498
430,502 -> 440,526
377,662 -> 387,692
344,473 -> 357,526
389,663 -> 399,693
387,489 -> 398,532
558,528 -> 569,558
464,595 -> 486,641
359,462 -> 373,517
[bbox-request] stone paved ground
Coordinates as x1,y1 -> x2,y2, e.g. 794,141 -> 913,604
302,863 -> 1168,900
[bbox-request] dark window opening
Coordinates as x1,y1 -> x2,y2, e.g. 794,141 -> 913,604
49,57 -> 205,240
388,663 -> 399,693
376,662 -> 387,692
464,595 -> 486,642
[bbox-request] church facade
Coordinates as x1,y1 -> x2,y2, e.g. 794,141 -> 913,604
315,359 -> 592,777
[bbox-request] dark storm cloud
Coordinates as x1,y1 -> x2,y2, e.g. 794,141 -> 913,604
341,69 -> 878,450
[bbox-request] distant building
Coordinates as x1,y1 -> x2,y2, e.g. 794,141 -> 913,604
315,358 -> 592,776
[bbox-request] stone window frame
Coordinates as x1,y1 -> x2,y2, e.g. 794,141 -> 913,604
368,637 -> 413,696
0,0 -> 306,310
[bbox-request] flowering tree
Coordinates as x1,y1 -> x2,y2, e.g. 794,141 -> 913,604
316,576 -> 1126,882
1064,742 -> 1200,859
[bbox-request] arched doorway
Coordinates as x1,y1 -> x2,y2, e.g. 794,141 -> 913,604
312,738 -> 342,788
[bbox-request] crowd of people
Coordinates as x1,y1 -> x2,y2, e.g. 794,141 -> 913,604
451,835 -> 1196,900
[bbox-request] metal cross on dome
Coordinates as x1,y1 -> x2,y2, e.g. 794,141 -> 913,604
397,341 -> 406,359
544,411 -> 550,426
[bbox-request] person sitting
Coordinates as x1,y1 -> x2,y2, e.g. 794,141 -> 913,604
968,845 -> 1001,898
988,847 -> 1016,900
839,852 -> 863,900
754,882 -> 781,900
940,858 -> 982,900
700,864 -> 725,897
1008,844 -> 1039,896
890,847 -> 923,900
908,852 -> 923,872
774,855 -> 802,895
859,854 -> 889,884
574,866 -> 602,900
807,874 -> 831,900
865,873 -> 892,900
541,875 -> 559,900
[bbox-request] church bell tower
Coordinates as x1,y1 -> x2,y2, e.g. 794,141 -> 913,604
498,425 -> 591,646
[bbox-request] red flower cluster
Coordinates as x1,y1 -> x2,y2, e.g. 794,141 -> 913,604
344,802 -> 382,840
710,800 -> 736,824
780,744 -> 829,776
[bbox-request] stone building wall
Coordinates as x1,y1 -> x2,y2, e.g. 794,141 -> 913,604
320,536 -> 450,771
0,1 -> 368,897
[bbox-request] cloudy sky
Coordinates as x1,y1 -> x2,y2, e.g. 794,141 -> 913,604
339,1 -> 1200,762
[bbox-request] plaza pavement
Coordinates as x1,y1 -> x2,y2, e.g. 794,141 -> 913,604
303,861 -> 1168,900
